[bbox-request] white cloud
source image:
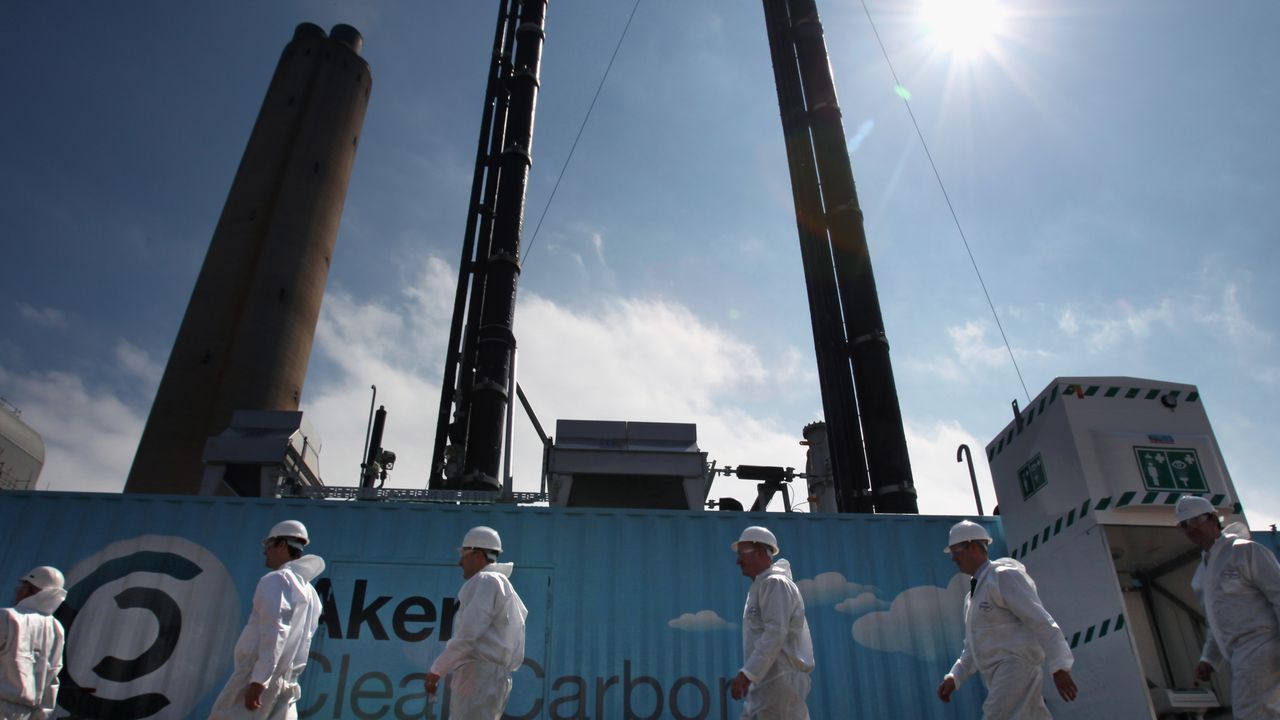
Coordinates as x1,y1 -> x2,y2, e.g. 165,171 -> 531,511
590,232 -> 605,265
114,340 -> 163,389
301,258 -> 453,488
1256,367 -> 1280,386
1055,285 -> 1266,355
0,367 -> 140,493
950,321 -> 1012,368
320,254 -> 455,377
533,224 -> 616,291
17,303 -> 66,329
834,592 -> 888,615
509,293 -> 806,507
293,253 -> 810,512
736,235 -> 768,258
771,345 -> 817,387
795,571 -> 879,606
516,295 -> 768,416
904,419 -> 994,517
905,320 -> 1045,383
668,610 -> 737,631
1198,284 -> 1266,344
1074,298 -> 1174,352
1057,308 -> 1078,336
851,573 -> 968,661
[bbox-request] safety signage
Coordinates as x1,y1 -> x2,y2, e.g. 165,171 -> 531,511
1018,453 -> 1048,500
1133,446 -> 1207,492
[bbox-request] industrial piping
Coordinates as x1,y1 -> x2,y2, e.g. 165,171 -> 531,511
431,0 -> 523,489
457,0 -> 548,490
761,0 -> 872,513
763,0 -> 918,513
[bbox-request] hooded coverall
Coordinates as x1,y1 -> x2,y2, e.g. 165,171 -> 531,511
430,563 -> 528,720
947,558 -> 1073,720
0,587 -> 65,720
1192,526 -> 1280,720
740,558 -> 815,720
210,555 -> 325,720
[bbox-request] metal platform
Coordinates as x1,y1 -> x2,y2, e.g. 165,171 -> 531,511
281,485 -> 548,504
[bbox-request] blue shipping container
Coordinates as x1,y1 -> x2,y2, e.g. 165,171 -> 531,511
0,492 -> 999,719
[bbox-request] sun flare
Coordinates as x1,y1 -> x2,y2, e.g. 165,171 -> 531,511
920,0 -> 1007,59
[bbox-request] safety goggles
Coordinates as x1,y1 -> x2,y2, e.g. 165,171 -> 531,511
262,537 -> 305,551
1177,514 -> 1212,530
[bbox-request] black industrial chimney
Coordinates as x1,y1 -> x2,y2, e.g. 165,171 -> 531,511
762,0 -> 918,513
431,0 -> 548,491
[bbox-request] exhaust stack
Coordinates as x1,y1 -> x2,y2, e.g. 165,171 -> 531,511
762,0 -> 917,513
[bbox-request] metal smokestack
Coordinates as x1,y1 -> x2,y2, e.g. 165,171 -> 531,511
432,1 -> 524,489
763,0 -> 918,513
433,0 -> 548,491
461,0 -> 547,490
762,0 -> 872,513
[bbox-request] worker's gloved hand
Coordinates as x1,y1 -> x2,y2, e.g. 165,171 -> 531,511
1195,661 -> 1214,682
424,672 -> 442,696
1052,669 -> 1078,702
730,672 -> 751,700
936,676 -> 957,703
244,682 -> 266,710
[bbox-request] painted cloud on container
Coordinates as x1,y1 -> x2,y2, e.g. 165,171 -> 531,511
796,571 -> 881,606
668,610 -> 737,631
834,591 -> 889,615
850,573 -> 968,660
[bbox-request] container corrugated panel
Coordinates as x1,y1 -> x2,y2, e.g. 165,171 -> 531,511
0,492 -> 1001,719
1255,528 -> 1280,558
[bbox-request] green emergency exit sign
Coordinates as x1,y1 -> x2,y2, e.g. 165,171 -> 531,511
1133,446 -> 1208,492
1018,453 -> 1047,500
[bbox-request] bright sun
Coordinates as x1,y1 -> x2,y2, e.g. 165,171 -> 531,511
920,0 -> 1007,58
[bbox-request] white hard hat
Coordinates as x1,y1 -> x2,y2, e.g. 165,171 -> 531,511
731,526 -> 779,556
458,526 -> 503,555
1175,495 -> 1217,523
21,566 -> 64,592
944,520 -> 992,554
264,520 -> 310,547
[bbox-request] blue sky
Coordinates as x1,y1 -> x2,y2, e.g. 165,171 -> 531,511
2,1 -> 1278,525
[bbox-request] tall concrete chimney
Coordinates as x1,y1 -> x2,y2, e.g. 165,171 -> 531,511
126,23 -> 372,494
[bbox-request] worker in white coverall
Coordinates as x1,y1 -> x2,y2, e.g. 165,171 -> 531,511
0,566 -> 66,720
937,520 -> 1078,719
1176,495 -> 1280,719
424,526 -> 528,720
210,520 -> 325,720
729,526 -> 815,720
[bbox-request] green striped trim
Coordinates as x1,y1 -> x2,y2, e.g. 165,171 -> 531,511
1009,493 -> 1236,560
988,383 -> 1200,461
1069,613 -> 1126,649
989,384 -> 1059,462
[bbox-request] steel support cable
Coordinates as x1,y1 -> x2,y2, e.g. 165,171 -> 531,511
522,0 -> 643,266
858,0 -> 1031,403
